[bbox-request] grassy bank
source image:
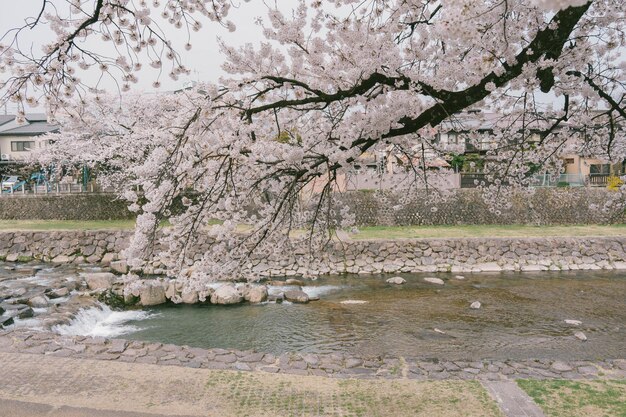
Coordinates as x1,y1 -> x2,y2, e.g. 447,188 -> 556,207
0,220 -> 137,231
350,224 -> 626,239
2,220 -> 626,240
517,379 -> 626,417
201,372 -> 504,417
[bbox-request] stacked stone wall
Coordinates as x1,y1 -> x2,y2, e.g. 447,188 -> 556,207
336,188 -> 626,226
0,194 -> 133,221
0,188 -> 624,225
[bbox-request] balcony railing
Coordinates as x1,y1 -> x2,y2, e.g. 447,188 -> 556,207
588,174 -> 610,186
0,182 -> 122,196
460,173 -> 492,188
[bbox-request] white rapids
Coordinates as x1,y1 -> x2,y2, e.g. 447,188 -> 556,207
52,304 -> 154,338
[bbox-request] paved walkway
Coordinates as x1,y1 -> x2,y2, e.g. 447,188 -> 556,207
0,351 -> 506,416
0,399 -> 197,417
3,331 -> 626,416
482,381 -> 546,417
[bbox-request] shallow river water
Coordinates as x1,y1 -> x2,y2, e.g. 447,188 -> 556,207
105,271 -> 626,361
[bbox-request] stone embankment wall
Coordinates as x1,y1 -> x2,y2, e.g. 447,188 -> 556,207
0,194 -> 134,221
0,231 -> 130,265
0,188 -> 624,225
337,188 -> 626,226
1,230 -> 626,274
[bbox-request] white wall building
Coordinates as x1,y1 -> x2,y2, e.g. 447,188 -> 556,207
0,114 -> 59,162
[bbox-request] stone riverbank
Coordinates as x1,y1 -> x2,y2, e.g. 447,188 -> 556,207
1,329 -> 625,381
1,262 -> 625,382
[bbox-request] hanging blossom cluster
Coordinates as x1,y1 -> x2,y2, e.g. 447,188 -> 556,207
0,0 -> 236,120
17,0 -> 626,290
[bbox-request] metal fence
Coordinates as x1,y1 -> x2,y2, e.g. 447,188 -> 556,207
529,173 -> 586,188
0,182 -> 122,196
460,173 -> 609,188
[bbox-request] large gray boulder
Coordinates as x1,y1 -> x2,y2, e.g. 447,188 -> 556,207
47,287 -> 70,298
181,289 -> 199,304
110,260 -> 129,274
140,284 -> 167,306
82,272 -> 116,291
244,286 -> 268,304
5,253 -> 19,262
210,285 -> 243,305
284,290 -> 309,303
52,255 -> 72,264
165,281 -> 177,300
100,253 -> 116,265
28,295 -> 49,308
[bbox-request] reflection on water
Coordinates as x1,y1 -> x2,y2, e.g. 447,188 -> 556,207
123,271 -> 626,360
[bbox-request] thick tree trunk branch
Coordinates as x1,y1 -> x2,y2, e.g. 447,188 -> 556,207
352,2 -> 592,152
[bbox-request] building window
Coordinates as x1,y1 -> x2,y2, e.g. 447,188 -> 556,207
11,141 -> 35,152
590,163 -> 611,175
564,158 -> 575,165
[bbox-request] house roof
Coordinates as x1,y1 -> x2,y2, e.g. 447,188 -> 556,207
0,115 -> 14,126
25,113 -> 49,122
0,114 -> 59,136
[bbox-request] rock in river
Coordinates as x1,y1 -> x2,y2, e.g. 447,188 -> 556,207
244,286 -> 268,304
340,300 -> 367,305
386,277 -> 406,285
210,285 -> 243,305
140,284 -> 167,306
424,277 -> 445,285
470,301 -> 481,309
82,272 -> 116,291
284,290 -> 309,303
565,319 -> 582,326
574,331 -> 588,341
110,260 -> 129,274
0,315 -> 14,328
47,287 -> 70,299
28,295 -> 49,308
181,289 -> 199,304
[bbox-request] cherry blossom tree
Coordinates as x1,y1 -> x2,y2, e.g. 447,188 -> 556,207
5,0 -> 626,289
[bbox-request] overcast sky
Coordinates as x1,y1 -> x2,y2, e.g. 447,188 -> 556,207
0,0 -> 284,112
